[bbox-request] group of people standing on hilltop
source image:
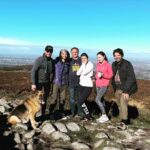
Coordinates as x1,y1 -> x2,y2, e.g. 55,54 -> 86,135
31,46 -> 138,129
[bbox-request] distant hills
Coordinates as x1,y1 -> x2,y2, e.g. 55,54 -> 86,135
0,54 -> 150,80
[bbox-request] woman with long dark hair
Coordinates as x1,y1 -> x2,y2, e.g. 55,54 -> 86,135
95,51 -> 113,123
49,49 -> 70,118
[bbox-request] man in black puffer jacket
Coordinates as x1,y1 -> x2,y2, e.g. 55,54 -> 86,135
31,45 -> 54,115
112,48 -> 138,127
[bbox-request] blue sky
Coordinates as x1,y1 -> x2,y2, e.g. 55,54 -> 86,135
0,0 -> 150,57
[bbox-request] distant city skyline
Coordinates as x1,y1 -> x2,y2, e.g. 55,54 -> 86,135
0,0 -> 150,55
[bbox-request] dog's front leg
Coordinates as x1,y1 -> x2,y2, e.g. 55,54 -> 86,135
29,113 -> 38,129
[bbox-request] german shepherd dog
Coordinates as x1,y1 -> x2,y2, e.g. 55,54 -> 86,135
8,91 -> 43,129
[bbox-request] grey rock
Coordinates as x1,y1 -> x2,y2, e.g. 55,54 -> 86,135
71,142 -> 90,150
145,138 -> 150,143
84,124 -> 96,132
103,147 -> 120,150
0,98 -> 7,103
107,125 -> 116,129
15,123 -> 28,131
15,144 -> 25,150
95,132 -> 108,139
27,143 -> 33,150
94,139 -> 105,149
0,98 -> 8,106
116,130 -> 132,140
3,130 -> 12,136
14,133 -> 21,144
106,141 -> 116,146
0,105 -> 5,113
22,138 -> 33,144
0,98 -> 11,109
128,129 -> 135,133
24,130 -> 35,139
41,122 -> 56,135
66,122 -> 80,132
134,129 -> 146,136
51,131 -> 70,142
54,122 -> 68,133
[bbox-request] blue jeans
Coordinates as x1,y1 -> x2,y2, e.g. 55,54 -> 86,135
95,87 -> 108,114
69,85 -> 82,115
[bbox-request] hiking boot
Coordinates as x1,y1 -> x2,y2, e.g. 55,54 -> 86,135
96,114 -> 109,123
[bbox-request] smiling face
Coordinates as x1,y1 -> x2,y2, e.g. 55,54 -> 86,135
61,51 -> 68,60
114,52 -> 122,62
81,56 -> 88,64
45,50 -> 52,58
71,48 -> 79,59
97,54 -> 105,63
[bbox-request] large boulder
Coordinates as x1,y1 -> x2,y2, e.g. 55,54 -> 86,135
54,122 -> 68,133
41,122 -> 56,135
51,131 -> 70,142
66,122 -> 80,132
71,142 -> 90,150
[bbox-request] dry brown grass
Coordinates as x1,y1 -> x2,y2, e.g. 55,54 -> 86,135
0,69 -> 150,113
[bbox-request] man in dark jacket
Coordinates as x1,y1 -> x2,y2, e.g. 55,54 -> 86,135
31,45 -> 54,115
112,48 -> 138,127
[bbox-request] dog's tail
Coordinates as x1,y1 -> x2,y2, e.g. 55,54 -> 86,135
8,115 -> 21,125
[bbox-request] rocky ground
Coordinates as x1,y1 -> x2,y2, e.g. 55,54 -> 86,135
0,97 -> 150,150
0,67 -> 150,150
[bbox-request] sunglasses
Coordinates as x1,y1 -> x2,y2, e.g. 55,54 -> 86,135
46,50 -> 53,53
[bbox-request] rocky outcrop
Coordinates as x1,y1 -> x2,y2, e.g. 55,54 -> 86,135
0,98 -> 150,150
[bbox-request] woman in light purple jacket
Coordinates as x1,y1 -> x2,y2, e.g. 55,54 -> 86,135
49,49 -> 70,118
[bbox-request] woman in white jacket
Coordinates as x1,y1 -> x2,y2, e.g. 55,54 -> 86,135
77,53 -> 94,120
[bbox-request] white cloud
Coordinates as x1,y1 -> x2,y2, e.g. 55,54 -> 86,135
0,37 -> 36,46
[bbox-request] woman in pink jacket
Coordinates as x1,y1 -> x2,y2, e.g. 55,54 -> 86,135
95,51 -> 113,123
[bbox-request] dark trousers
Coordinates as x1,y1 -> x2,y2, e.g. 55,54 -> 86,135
49,84 -> 68,114
69,85 -> 82,116
37,82 -> 50,115
78,86 -> 92,117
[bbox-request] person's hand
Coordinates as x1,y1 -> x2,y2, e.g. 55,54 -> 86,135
122,93 -> 129,99
82,63 -> 86,67
98,72 -> 103,78
31,85 -> 36,91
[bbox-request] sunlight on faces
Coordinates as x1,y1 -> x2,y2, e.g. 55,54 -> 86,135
114,52 -> 122,62
71,49 -> 79,59
61,51 -> 68,60
81,56 -> 88,64
97,54 -> 105,63
45,50 -> 52,58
